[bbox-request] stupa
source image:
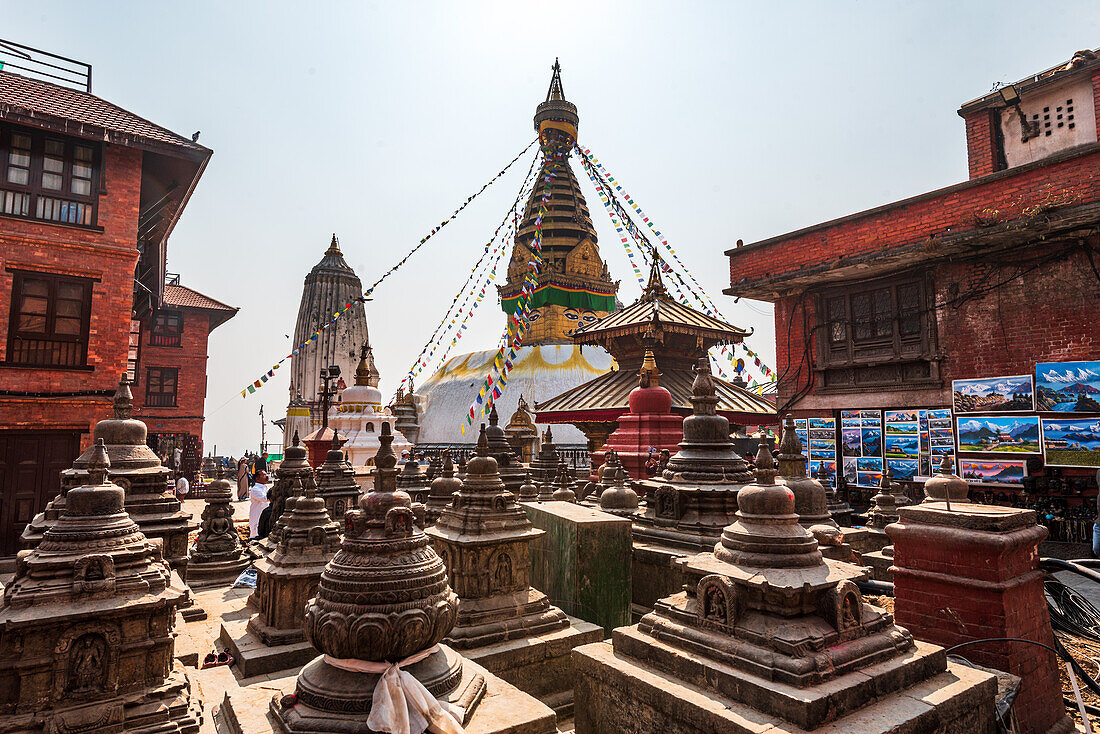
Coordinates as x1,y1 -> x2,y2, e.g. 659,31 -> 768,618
330,344 -> 412,467
0,440 -> 202,733
313,433 -> 361,522
260,436 -> 317,554
631,358 -> 754,609
518,470 -> 539,502
391,381 -> 421,446
186,469 -> 251,589
283,390 -> 312,453
396,454 -> 431,502
425,449 -> 461,525
22,376 -> 196,577
484,405 -> 527,495
417,61 -> 618,446
529,426 -> 561,499
287,234 -> 370,433
551,461 -> 577,502
862,471 -> 901,582
598,453 -> 639,516
573,443 -> 997,732
600,350 -> 682,481
504,395 -> 540,462
263,423 -> 556,733
221,476 -> 341,677
427,426 -> 602,715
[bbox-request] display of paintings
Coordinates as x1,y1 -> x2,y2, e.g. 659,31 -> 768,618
952,375 -> 1035,414
1035,361 -> 1100,413
959,459 -> 1027,487
1041,418 -> 1100,468
955,416 -> 1042,454
887,458 -> 919,482
809,460 -> 837,486
802,417 -> 836,488
840,409 -> 883,487
793,418 -> 808,448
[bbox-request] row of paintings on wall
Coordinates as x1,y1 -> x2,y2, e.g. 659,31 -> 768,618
954,415 -> 1100,468
793,418 -> 838,489
951,360 -> 1100,414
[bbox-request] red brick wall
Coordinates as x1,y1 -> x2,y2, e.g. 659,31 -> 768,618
133,308 -> 211,452
963,109 -> 999,179
0,144 -> 144,446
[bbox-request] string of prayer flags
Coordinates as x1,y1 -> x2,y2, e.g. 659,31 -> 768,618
238,138 -> 537,399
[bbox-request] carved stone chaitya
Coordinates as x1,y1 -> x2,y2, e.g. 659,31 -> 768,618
0,440 -> 202,733
269,423 -> 486,732
261,437 -> 317,553
573,444 -> 997,732
551,461 -> 577,502
187,469 -> 251,588
22,376 -> 196,576
391,380 -> 421,446
598,454 -> 639,516
530,426 -> 561,500
313,434 -> 361,523
425,450 -> 462,525
484,405 -> 527,496
426,426 -> 601,714
504,395 -> 539,463
868,469 -> 901,529
923,453 -> 971,503
518,470 -> 539,502
396,454 -> 431,502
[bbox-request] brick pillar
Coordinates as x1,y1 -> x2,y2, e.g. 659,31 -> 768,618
889,503 -> 1071,734
962,109 -> 999,179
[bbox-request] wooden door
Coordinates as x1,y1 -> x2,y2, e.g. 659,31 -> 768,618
0,431 -> 81,555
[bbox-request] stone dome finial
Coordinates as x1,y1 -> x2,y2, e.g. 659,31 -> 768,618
86,438 -> 110,485
477,424 -> 489,457
544,425 -> 554,444
689,357 -> 718,416
923,454 -> 969,503
489,404 -> 500,427
752,442 -> 778,485
292,430 -> 301,447
639,350 -> 661,388
113,375 -> 133,420
327,232 -> 340,254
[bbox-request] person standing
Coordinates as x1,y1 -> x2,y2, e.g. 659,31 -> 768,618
172,446 -> 183,472
237,456 -> 250,501
249,470 -> 271,539
174,471 -> 190,500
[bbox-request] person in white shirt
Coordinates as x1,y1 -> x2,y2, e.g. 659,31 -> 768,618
174,472 -> 189,499
249,470 -> 271,539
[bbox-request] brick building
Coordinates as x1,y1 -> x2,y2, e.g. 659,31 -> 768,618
725,49 -> 1100,502
0,46 -> 228,553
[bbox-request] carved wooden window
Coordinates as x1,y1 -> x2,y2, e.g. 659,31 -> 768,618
6,270 -> 92,368
816,274 -> 937,390
0,124 -> 99,227
150,311 -> 183,347
146,367 -> 179,407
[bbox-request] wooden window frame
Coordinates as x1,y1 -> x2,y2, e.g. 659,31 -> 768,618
5,270 -> 93,369
0,123 -> 101,228
145,366 -> 179,408
149,310 -> 183,348
815,273 -> 940,392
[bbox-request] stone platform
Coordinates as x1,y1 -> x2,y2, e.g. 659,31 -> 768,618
631,540 -> 688,617
218,655 -> 557,734
219,619 -> 317,679
463,615 -> 603,717
573,635 -> 998,734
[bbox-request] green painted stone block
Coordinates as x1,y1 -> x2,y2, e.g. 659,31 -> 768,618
522,501 -> 631,636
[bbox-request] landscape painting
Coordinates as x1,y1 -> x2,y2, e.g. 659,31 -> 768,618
857,457 -> 882,472
860,429 -> 882,456
952,375 -> 1034,414
1041,418 -> 1100,468
887,458 -> 918,481
885,410 -> 918,422
842,428 -> 861,457
959,459 -> 1027,487
843,458 -> 858,484
884,422 -> 918,435
810,460 -> 837,487
1036,361 -> 1100,412
857,471 -> 883,488
884,435 -> 919,459
956,416 -> 1042,454
809,418 -> 835,429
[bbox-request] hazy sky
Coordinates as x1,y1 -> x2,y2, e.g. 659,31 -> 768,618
6,2 -> 1097,455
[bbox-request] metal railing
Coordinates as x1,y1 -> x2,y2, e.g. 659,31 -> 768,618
0,38 -> 92,92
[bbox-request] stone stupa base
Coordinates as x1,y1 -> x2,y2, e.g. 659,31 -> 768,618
185,555 -> 252,591
574,633 -> 997,734
459,613 -> 603,717
863,547 -> 894,582
219,619 -> 317,679
220,649 -> 556,734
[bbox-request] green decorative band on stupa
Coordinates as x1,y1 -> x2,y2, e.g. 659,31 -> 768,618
501,284 -> 616,315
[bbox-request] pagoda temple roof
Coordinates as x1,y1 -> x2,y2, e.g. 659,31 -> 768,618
535,366 -> 775,424
571,286 -> 750,346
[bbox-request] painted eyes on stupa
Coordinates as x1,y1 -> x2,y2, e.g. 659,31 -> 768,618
580,310 -> 598,324
527,311 -> 542,322
564,309 -> 579,322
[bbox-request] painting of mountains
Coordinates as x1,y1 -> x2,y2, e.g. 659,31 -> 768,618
1041,418 -> 1100,468
952,375 -> 1034,414
884,435 -> 919,459
959,459 -> 1026,487
1036,361 -> 1100,413
956,416 -> 1042,454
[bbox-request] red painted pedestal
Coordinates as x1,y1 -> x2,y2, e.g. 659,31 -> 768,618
301,427 -> 344,471
889,502 -> 1071,734
602,383 -> 682,482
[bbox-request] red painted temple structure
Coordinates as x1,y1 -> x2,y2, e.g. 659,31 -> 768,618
600,350 -> 681,481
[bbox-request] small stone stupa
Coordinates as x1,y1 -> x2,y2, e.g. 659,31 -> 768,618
484,404 -> 527,496
0,440 -> 202,732
260,435 -> 317,553
863,470 -> 902,582
601,350 -> 682,481
314,433 -> 361,522
503,394 -> 539,463
391,380 -> 421,446
222,476 -> 341,677
187,469 -> 251,589
22,376 -> 196,575
631,358 -> 754,608
573,443 -> 997,732
551,460 -> 577,502
265,423 -> 556,733
598,453 -> 639,516
427,426 -> 602,715
396,453 -> 431,502
775,414 -> 853,562
529,426 -> 561,500
425,449 -> 461,525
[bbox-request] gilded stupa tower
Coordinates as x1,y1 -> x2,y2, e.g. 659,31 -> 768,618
287,234 -> 371,437
417,61 -> 619,444
498,59 -> 618,343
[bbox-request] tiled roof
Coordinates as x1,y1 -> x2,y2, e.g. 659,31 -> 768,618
163,284 -> 237,330
535,367 -> 775,421
0,70 -> 207,156
572,290 -> 749,343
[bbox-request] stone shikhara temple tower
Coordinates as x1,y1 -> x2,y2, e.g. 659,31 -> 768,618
0,440 -> 202,733
22,376 -> 196,577
427,426 -> 602,715
266,423 -> 556,733
286,234 -> 370,440
573,443 -> 997,733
